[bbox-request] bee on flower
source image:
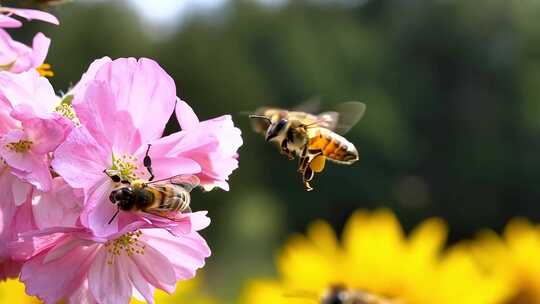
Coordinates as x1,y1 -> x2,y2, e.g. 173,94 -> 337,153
51,57 -> 242,238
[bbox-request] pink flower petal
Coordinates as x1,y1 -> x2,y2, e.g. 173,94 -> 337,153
32,177 -> 81,230
69,57 -> 112,98
73,80 -> 121,149
69,280 -> 98,304
74,81 -> 142,154
123,255 -> 155,304
18,158 -> 52,192
189,211 -> 211,232
88,248 -> 132,304
0,102 -> 18,136
21,239 -> 99,303
93,58 -> 177,144
0,129 -> 53,191
175,99 -> 199,131
24,116 -> 71,154
0,70 -> 58,114
0,167 -> 17,239
52,126 -> 111,190
142,228 -> 210,280
0,15 -> 21,28
81,177 -> 118,238
129,241 -> 176,293
11,176 -> 31,206
30,32 -> 50,68
1,8 -> 59,26
157,114 -> 242,191
43,235 -> 80,264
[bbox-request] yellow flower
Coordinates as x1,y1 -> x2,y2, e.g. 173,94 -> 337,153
131,276 -> 216,304
240,209 -> 507,304
0,279 -> 41,304
467,218 -> 540,304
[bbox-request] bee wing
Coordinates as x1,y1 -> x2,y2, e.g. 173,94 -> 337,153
316,101 -> 366,134
315,111 -> 339,130
169,175 -> 200,193
144,209 -> 186,222
292,96 -> 321,113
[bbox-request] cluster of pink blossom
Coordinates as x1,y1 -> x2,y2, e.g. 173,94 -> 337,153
0,7 -> 242,304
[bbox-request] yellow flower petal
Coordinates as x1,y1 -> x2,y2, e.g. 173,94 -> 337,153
0,279 -> 41,304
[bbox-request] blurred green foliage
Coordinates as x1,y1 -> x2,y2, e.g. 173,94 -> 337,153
7,0 -> 540,301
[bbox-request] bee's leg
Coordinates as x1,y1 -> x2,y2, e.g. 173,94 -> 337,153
107,207 -> 120,225
301,150 -> 322,191
143,144 -> 155,181
103,169 -> 122,183
281,140 -> 294,160
303,166 -> 315,191
297,146 -> 308,172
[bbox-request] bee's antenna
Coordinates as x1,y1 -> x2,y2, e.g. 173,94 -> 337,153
108,207 -> 120,225
249,114 -> 271,123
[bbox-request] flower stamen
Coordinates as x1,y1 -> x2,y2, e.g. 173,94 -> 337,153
54,95 -> 79,125
36,63 -> 54,77
104,230 -> 146,265
5,140 -> 32,153
105,154 -> 139,183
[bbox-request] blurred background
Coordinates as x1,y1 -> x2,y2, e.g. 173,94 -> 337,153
6,0 -> 540,301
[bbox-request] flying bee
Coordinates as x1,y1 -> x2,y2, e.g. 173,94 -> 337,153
250,101 -> 366,191
105,144 -> 199,224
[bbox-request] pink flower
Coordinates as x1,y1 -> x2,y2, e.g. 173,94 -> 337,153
0,7 -> 59,28
0,71 -> 72,191
154,100 -> 243,191
53,57 -> 242,238
0,174 -> 81,279
0,30 -> 51,74
0,164 -> 26,280
20,212 -> 211,304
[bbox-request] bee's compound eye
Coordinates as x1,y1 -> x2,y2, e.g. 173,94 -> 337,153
275,119 -> 287,132
109,191 -> 116,203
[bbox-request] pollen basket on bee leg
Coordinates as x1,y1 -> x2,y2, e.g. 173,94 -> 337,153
309,155 -> 326,173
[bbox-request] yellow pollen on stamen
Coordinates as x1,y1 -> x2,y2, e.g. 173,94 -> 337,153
5,140 -> 32,153
36,63 -> 54,77
54,95 -> 80,125
55,105 -> 79,125
106,154 -> 140,183
104,230 -> 146,265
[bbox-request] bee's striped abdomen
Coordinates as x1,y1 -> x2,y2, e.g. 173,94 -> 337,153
160,185 -> 191,213
308,129 -> 358,164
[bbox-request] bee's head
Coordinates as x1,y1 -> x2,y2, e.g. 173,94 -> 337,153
109,187 -> 134,211
265,118 -> 288,142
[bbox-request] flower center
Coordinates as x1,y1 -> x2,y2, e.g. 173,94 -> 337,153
105,154 -> 140,183
5,140 -> 32,153
104,230 -> 146,265
36,63 -> 54,77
